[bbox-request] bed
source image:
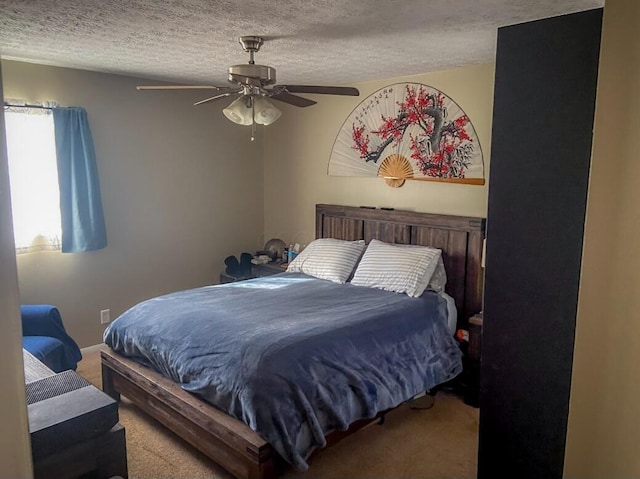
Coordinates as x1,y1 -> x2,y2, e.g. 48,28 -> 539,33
101,204 -> 485,479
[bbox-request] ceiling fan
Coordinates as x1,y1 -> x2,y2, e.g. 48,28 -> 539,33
137,36 -> 360,139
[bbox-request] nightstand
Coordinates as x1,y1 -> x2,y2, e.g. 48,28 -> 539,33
219,262 -> 287,284
253,262 -> 287,277
464,312 -> 483,407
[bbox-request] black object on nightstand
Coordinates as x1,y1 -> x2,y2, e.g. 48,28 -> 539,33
219,261 -> 286,284
464,312 -> 483,407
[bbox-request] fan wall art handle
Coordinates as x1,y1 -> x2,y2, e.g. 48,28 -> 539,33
328,83 -> 485,187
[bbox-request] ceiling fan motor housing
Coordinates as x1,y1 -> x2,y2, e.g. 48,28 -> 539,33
228,64 -> 276,86
239,36 -> 264,53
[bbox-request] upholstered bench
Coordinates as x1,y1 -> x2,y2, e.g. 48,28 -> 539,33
24,350 -> 128,479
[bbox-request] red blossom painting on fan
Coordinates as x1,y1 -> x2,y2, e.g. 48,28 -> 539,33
329,83 -> 484,187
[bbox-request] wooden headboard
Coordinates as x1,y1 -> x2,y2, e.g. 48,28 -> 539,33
316,204 -> 486,327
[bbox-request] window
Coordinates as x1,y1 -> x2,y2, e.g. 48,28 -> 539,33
4,108 -> 62,253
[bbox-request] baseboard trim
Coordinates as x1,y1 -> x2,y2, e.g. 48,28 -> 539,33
81,343 -> 106,355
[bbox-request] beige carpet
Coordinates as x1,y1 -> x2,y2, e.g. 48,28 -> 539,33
77,346 -> 479,479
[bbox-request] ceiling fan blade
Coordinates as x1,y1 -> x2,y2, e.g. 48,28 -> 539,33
136,85 -> 225,90
270,91 -> 317,108
280,85 -> 360,96
193,92 -> 239,106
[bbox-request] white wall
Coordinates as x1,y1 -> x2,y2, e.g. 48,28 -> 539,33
0,61 -> 33,479
565,0 -> 640,477
2,60 -> 264,347
262,63 -> 494,245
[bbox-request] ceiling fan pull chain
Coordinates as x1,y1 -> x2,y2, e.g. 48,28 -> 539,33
251,98 -> 256,141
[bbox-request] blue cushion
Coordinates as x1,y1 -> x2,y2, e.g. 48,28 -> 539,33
23,336 -> 71,372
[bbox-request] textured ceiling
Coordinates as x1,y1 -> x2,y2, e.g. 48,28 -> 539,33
1,0 -> 603,87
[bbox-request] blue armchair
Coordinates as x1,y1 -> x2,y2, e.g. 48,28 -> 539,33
21,305 -> 82,372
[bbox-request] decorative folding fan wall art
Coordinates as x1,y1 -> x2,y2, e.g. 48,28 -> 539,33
328,83 -> 485,187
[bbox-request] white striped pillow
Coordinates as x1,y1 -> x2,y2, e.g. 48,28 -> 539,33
286,238 -> 366,284
350,239 -> 442,297
375,242 -> 448,293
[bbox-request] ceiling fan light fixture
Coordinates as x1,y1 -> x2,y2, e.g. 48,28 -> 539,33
253,97 -> 282,125
223,97 -> 253,125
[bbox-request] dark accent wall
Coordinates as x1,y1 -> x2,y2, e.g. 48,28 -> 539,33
478,9 -> 602,479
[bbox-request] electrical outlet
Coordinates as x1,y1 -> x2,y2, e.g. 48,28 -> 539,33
100,309 -> 111,324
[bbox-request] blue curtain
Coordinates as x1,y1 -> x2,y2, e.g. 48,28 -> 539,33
52,107 -> 107,252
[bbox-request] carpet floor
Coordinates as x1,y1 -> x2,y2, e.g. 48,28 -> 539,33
77,345 -> 479,479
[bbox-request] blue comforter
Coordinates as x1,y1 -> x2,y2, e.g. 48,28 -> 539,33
103,273 -> 462,469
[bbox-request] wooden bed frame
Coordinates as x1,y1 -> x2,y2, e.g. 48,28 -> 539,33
101,204 -> 485,479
